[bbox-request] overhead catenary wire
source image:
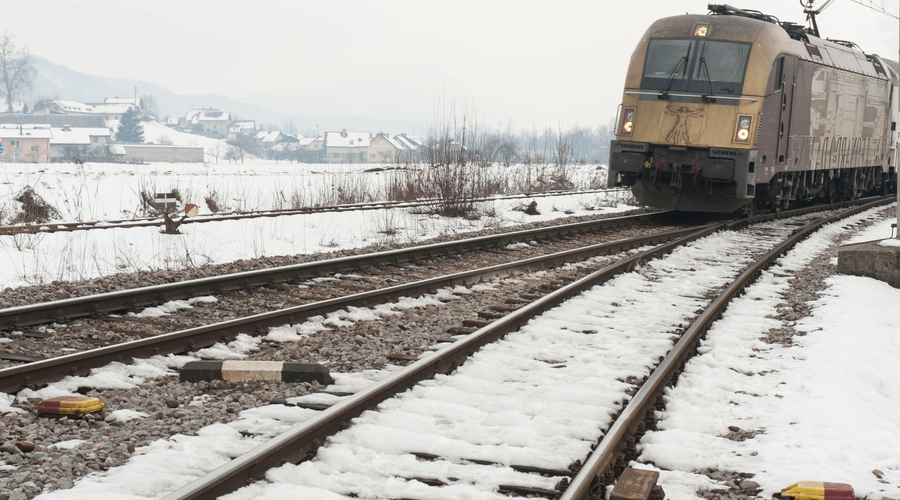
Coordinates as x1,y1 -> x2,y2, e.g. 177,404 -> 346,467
846,0 -> 900,19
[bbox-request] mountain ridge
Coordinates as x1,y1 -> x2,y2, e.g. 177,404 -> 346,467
30,56 -> 431,134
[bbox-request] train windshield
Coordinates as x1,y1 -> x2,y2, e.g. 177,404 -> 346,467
641,38 -> 751,97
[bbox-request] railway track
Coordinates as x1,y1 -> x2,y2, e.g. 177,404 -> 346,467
115,196 -> 885,500
0,214 -> 699,392
0,211 -> 674,334
0,188 -> 620,236
0,197 -> 891,500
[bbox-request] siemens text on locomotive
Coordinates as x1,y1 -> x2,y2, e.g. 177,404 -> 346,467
607,3 -> 899,214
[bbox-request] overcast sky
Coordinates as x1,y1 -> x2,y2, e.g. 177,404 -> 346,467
3,0 -> 898,128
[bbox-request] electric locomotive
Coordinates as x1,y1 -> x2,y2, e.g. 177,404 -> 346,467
607,3 -> 898,213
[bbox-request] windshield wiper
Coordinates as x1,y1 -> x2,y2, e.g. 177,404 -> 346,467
698,57 -> 717,102
658,56 -> 688,100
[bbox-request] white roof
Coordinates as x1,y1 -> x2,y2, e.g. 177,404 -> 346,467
108,145 -> 127,155
297,137 -> 318,147
394,135 -> 422,150
232,121 -> 256,130
259,131 -> 282,143
55,100 -> 94,113
325,131 -> 371,148
49,127 -> 112,145
382,135 -> 405,150
166,117 -> 179,125
0,125 -> 52,139
92,103 -> 136,115
104,97 -> 141,105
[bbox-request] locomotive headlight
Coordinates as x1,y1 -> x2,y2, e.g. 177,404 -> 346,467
693,23 -> 710,37
734,115 -> 752,143
620,108 -> 635,135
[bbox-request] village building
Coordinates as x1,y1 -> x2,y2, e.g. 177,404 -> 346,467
228,120 -> 257,139
49,125 -> 112,161
181,108 -> 231,138
368,133 -> 405,163
90,102 -> 136,123
393,134 -> 425,162
0,125 -> 52,163
324,129 -> 371,163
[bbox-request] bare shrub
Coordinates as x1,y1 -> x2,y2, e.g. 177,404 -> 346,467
420,96 -> 504,218
205,190 -> 226,213
312,170 -> 374,206
11,187 -> 60,224
385,167 -> 424,202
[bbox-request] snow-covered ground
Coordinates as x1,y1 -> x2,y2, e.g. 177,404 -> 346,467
637,214 -> 900,500
141,121 -> 231,159
0,161 -> 619,289
1,156 -> 898,499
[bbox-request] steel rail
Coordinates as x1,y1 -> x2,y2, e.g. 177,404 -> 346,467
0,222 -> 704,394
0,211 -> 670,331
558,196 -> 894,500
159,223 -> 726,500
0,188 -> 621,236
158,196 -> 892,500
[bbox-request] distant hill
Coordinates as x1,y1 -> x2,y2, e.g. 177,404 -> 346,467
241,61 -> 513,127
29,56 -> 430,133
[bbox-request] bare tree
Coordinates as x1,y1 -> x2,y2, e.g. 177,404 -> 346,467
140,94 -> 160,117
31,94 -> 58,114
207,142 -> 224,163
282,120 -> 297,135
226,135 -> 257,164
0,32 -> 36,113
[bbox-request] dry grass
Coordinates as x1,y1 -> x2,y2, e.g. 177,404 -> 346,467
11,187 -> 61,224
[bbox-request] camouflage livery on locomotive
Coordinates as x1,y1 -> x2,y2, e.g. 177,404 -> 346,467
607,4 -> 898,213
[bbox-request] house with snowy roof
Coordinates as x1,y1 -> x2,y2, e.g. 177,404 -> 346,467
40,100 -> 95,115
91,102 -> 137,123
49,125 -> 112,162
295,136 -> 324,163
393,134 -> 425,162
182,108 -> 231,138
228,120 -> 257,139
255,130 -> 284,144
368,133 -> 405,163
104,97 -> 142,107
0,125 -> 52,163
325,129 -> 371,163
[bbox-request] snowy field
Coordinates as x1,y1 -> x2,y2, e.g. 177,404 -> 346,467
0,161 -> 623,289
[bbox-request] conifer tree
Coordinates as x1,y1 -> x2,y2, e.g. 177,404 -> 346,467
116,107 -> 144,143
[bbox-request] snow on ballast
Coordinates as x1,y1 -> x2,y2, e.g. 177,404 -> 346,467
215,215 -> 821,500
